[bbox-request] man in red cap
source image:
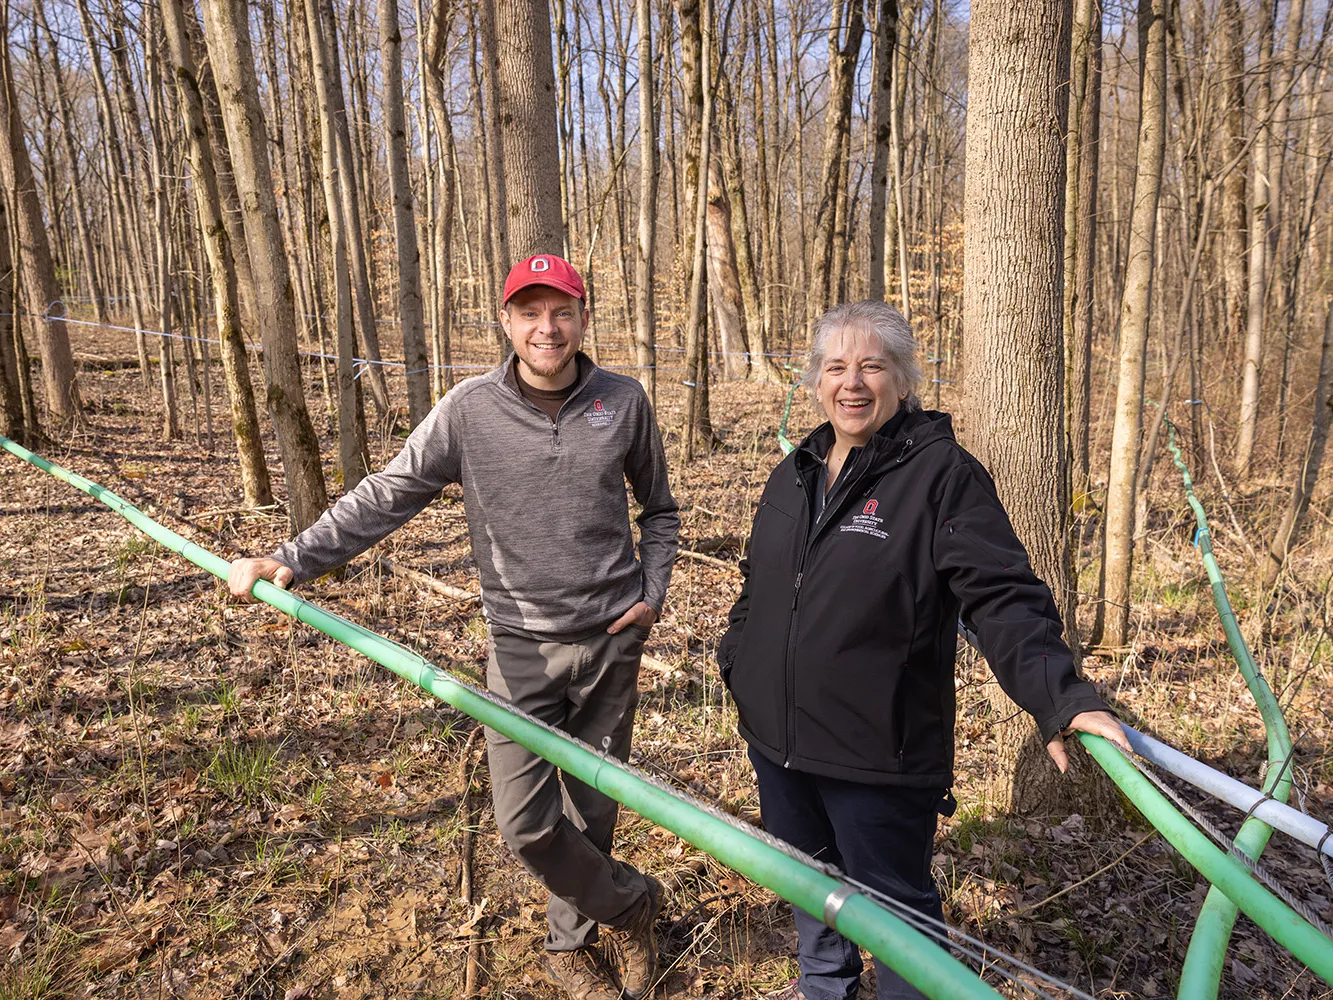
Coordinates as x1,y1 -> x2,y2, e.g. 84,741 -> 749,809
229,254 -> 678,999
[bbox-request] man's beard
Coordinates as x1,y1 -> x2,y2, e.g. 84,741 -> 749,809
524,351 -> 574,379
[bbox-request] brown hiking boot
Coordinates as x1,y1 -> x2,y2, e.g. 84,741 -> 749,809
545,947 -> 622,1000
604,873 -> 663,999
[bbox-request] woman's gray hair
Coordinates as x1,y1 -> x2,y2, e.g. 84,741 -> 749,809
801,300 -> 923,412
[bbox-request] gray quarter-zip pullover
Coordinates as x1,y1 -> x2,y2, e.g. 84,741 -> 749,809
272,354 -> 679,637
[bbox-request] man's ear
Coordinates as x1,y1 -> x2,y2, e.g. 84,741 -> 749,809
498,305 -> 512,340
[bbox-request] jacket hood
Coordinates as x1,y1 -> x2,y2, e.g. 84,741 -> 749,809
795,407 -> 958,475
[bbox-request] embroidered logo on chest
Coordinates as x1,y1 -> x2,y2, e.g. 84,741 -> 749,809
584,398 -> 617,427
840,498 -> 888,540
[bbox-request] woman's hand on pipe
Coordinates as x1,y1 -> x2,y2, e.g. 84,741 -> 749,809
1046,710 -> 1131,773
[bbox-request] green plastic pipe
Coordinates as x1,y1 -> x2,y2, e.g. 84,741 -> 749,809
0,434 -> 1003,1000
1162,422 -> 1294,998
1080,734 -> 1331,983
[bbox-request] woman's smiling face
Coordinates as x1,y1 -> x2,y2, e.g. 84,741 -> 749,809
814,327 -> 904,449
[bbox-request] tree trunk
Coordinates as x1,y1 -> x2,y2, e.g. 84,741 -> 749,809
1095,0 -> 1167,650
477,0 -> 511,341
146,22 -> 181,442
1064,0 -> 1093,493
706,154 -> 748,379
634,0 -> 658,406
162,0 -> 272,506
0,185 -> 25,443
1219,0 -> 1247,350
200,0 -> 329,532
0,2 -> 78,424
303,0 -> 370,490
378,0 -> 430,427
964,0 -> 1109,819
722,80 -> 777,384
315,0 -> 391,421
680,0 -> 715,458
1235,5 -> 1275,478
1070,1 -> 1102,501
424,0 -> 458,393
889,2 -> 913,321
494,0 -> 566,257
73,0 -> 152,386
868,1 -> 899,302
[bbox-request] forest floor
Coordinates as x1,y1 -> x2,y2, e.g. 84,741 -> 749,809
2,322 -> 1332,1000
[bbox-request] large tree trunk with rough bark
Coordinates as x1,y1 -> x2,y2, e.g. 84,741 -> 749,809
963,0 -> 1111,819
494,0 -> 566,257
199,0 -> 329,532
1095,0 -> 1168,650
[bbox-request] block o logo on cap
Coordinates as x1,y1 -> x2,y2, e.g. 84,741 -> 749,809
863,499 -> 878,515
531,257 -> 551,272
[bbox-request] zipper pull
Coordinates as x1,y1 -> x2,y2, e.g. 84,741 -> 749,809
791,571 -> 803,609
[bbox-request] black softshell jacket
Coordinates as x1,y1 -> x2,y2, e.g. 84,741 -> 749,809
718,408 -> 1108,787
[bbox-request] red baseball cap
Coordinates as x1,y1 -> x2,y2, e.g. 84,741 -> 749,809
502,254 -> 586,304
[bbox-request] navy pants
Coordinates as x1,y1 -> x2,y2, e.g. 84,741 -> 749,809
749,748 -> 946,1000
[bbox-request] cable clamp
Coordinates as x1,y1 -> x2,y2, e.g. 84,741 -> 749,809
822,883 -> 860,928
1316,826 -> 1332,859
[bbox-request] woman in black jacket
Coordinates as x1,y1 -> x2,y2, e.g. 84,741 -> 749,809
718,300 -> 1126,1000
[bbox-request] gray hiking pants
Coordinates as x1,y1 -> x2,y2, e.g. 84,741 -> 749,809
485,625 -> 652,951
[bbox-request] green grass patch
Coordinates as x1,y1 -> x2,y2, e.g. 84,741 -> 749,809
204,740 -> 285,805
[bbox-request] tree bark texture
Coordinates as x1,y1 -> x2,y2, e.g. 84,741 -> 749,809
962,0 -> 1104,819
494,0 -> 566,258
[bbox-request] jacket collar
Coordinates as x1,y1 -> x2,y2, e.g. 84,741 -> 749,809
794,405 -> 914,474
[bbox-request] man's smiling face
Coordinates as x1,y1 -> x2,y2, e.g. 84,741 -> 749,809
500,286 -> 590,388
